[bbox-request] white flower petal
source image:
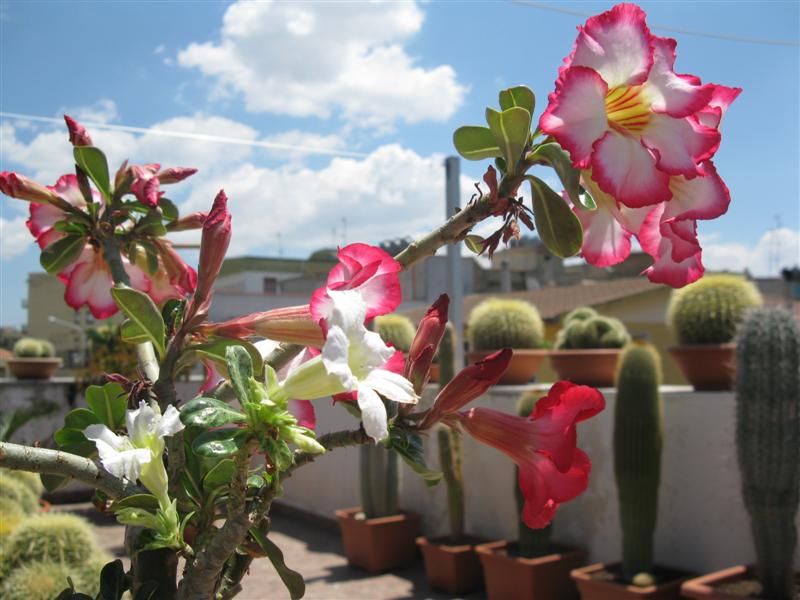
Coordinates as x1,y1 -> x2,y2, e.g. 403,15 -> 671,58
84,424 -> 129,452
357,383 -> 389,442
103,448 -> 152,482
322,325 -> 355,389
364,369 -> 418,405
156,405 -> 185,438
327,289 -> 367,331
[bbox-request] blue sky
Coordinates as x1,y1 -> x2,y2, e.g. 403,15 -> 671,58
1,0 -> 798,327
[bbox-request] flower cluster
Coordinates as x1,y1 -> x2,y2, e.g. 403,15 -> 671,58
540,3 -> 740,287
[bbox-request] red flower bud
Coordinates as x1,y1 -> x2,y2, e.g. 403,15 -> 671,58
157,167 -> 198,184
407,294 -> 449,365
407,344 -> 435,395
64,115 -> 93,147
198,305 -> 324,347
0,172 -> 60,204
167,211 -> 208,232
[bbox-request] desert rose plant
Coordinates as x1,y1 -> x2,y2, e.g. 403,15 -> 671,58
0,3 -> 737,598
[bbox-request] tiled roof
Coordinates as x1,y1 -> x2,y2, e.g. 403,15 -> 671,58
402,278 -> 668,323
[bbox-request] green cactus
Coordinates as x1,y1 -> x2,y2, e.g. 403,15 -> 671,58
436,323 -> 456,386
438,426 -> 464,542
12,338 -> 45,358
0,497 -> 25,544
515,390 -> 552,557
0,514 -> 97,581
0,468 -> 44,498
614,344 -> 663,583
0,474 -> 40,514
667,274 -> 762,345
359,445 -> 399,518
735,307 -> 800,600
468,298 -> 544,351
0,554 -> 106,600
375,314 -> 416,353
555,311 -> 630,350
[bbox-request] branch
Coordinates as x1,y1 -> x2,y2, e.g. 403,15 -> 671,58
0,442 -> 143,498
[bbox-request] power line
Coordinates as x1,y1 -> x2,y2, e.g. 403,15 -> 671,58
0,111 -> 369,159
510,1 -> 799,47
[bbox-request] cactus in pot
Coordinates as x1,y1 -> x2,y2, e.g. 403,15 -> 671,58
555,312 -> 630,350
375,313 -> 416,353
735,307 -> 800,600
468,298 -> 544,351
12,338 -> 54,358
614,344 -> 663,582
359,445 -> 399,518
8,337 -> 60,380
437,426 -> 464,542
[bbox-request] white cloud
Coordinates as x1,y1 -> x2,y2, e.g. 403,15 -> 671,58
702,228 -> 800,276
176,1 -> 466,130
0,216 -> 32,260
62,99 -> 119,124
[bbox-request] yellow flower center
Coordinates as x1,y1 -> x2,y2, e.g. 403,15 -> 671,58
605,85 -> 651,134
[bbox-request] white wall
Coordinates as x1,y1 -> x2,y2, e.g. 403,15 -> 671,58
280,385 -> 800,573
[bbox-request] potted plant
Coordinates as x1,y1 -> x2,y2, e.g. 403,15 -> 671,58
467,298 -> 547,384
375,313 -> 416,354
682,308 -> 800,599
667,274 -> 761,390
572,345 -> 692,599
5,338 -> 61,380
550,307 -> 630,387
477,390 -> 586,599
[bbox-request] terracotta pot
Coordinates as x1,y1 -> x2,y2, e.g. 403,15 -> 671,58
417,535 -> 484,595
335,507 -> 420,573
6,357 -> 62,380
476,540 -> 585,600
668,344 -> 735,391
549,349 -> 622,387
428,363 -> 440,383
681,565 -> 799,599
571,563 -> 692,600
467,349 -> 548,385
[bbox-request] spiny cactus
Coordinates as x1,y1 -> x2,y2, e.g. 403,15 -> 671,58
436,323 -> 456,387
438,426 -> 464,542
735,307 -> 800,600
0,513 -> 97,580
667,274 -> 762,345
515,390 -> 552,557
360,445 -> 399,518
0,474 -> 40,514
375,314 -> 416,353
468,298 -> 544,351
0,555 -> 105,600
614,344 -> 663,583
0,468 -> 44,497
0,497 -> 24,544
12,337 -> 53,358
555,311 -> 630,350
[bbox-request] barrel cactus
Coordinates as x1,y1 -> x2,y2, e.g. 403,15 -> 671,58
563,306 -> 598,325
0,468 -> 44,497
438,426 -> 465,542
12,338 -> 54,358
0,497 -> 25,544
515,390 -> 552,557
555,311 -> 630,350
468,298 -> 544,350
614,344 -> 663,582
667,274 -> 762,345
375,314 -> 416,353
0,556 -> 105,600
735,307 -> 800,600
360,445 -> 399,518
0,474 -> 40,514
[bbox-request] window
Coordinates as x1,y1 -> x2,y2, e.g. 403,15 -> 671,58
263,278 -> 278,293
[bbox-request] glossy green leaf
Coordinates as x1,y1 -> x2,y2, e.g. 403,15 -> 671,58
86,383 -> 127,429
40,234 -> 86,274
110,494 -> 160,512
110,285 -> 166,358
528,175 -> 583,258
177,338 -> 262,380
203,458 -> 236,490
192,429 -> 250,458
452,126 -> 502,161
120,320 -> 151,344
53,427 -> 96,457
389,429 -> 442,487
485,107 -> 532,171
578,186 -> 597,211
527,142 -> 581,206
249,527 -> 306,600
159,198 -> 178,221
464,235 -> 485,255
64,408 -> 100,431
499,85 -> 535,115
181,397 -> 246,428
226,345 -> 254,405
73,146 -> 111,199
99,559 -> 127,600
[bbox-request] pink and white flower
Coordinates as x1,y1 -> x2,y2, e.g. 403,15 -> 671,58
26,174 -> 100,249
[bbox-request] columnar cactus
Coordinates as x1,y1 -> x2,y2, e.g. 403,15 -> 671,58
614,344 -> 663,582
735,307 -> 800,600
375,314 -> 416,353
438,426 -> 464,542
667,274 -> 762,345
515,391 -> 552,557
436,323 -> 456,386
12,337 -> 54,358
555,310 -> 630,350
359,445 -> 399,518
468,298 -> 544,351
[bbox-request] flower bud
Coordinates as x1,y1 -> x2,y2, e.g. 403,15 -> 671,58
198,305 -> 325,347
0,172 -> 60,203
157,167 -> 198,184
64,115 -> 93,147
407,294 -> 448,366
167,211 -> 208,232
407,344 -> 435,395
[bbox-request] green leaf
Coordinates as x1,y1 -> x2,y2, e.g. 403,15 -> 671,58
527,142 -> 581,206
203,458 -> 236,491
110,285 -> 166,358
180,397 -> 247,428
99,559 -> 127,600
192,429 -> 250,458
159,198 -> 178,221
110,494 -> 160,512
389,429 -> 442,487
578,186 -> 597,211
73,146 -> 111,199
53,220 -> 89,235
464,235 -> 485,255
527,175 -> 583,258
120,320 -> 151,344
177,338 -> 263,380
86,383 -> 127,429
499,85 -> 535,115
41,473 -> 69,493
53,427 -> 96,457
249,527 -> 306,600
485,107 -> 532,171
64,408 -> 100,431
452,126 -> 502,161
226,345 -> 254,405
40,234 -> 86,274
0,401 -> 59,443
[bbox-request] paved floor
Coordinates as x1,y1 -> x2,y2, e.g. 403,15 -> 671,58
63,503 -> 487,600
